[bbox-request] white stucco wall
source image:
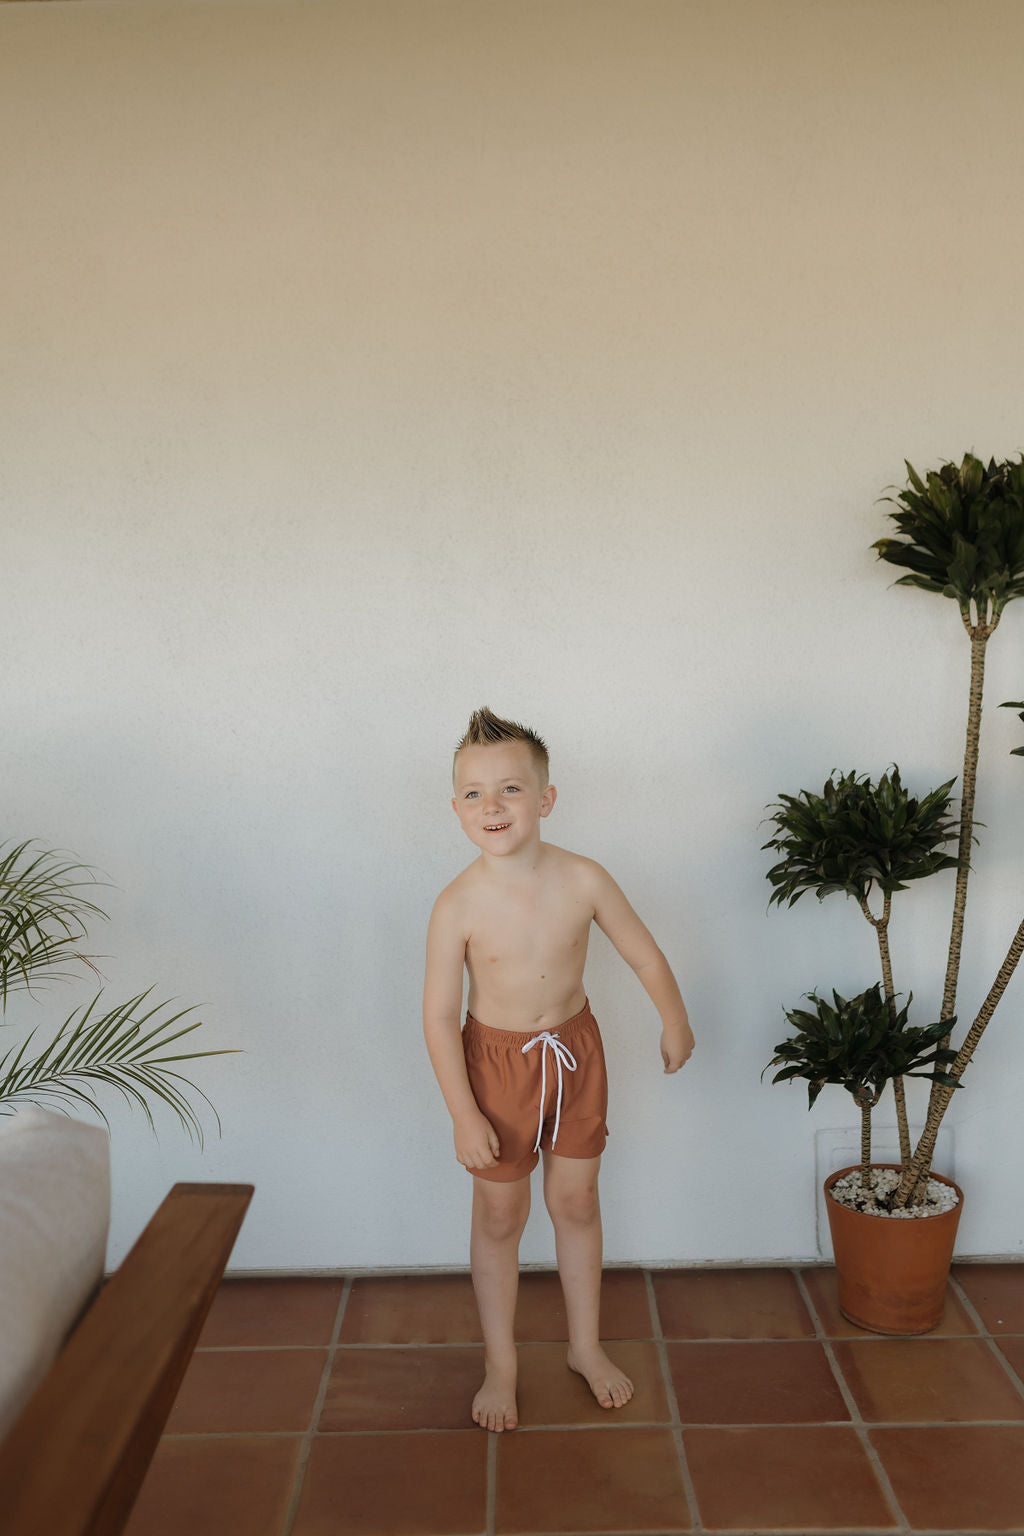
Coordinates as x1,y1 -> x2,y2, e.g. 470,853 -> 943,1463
3,0 -> 1023,1270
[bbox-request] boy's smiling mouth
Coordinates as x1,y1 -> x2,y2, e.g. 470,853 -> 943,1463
484,823 -> 511,832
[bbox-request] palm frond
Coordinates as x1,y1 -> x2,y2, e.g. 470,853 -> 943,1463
0,839 -> 109,1009
0,991 -> 240,1149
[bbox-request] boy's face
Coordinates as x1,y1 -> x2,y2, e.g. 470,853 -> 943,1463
451,741 -> 556,857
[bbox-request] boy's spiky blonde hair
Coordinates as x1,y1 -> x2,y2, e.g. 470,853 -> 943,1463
453,706 -> 549,784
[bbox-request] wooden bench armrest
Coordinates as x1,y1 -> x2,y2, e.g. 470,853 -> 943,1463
0,1181 -> 254,1536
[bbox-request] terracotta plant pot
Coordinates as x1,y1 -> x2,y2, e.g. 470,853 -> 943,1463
823,1163 -> 964,1335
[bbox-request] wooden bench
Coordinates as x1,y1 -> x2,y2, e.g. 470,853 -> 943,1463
0,1181 -> 254,1536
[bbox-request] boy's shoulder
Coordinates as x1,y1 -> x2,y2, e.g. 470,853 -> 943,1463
541,846 -> 626,912
537,846 -> 622,915
542,843 -> 612,882
430,859 -> 483,914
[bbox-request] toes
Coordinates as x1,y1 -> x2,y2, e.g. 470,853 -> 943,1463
475,1394 -> 517,1432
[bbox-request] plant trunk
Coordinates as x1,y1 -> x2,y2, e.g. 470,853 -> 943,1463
891,1076 -> 911,1167
939,622 -> 991,1030
853,1086 -> 881,1190
908,619 -> 993,1205
859,891 -> 911,1166
895,913 -> 1024,1207
860,1101 -> 872,1187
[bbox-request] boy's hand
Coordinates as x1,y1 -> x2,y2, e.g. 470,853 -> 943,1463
454,1109 -> 501,1169
661,1020 -> 695,1074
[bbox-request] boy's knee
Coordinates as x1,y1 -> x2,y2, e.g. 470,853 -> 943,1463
546,1180 -> 599,1227
480,1207 -> 528,1243
474,1183 -> 530,1241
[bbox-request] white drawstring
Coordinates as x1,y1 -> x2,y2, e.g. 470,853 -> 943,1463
521,1031 -> 578,1151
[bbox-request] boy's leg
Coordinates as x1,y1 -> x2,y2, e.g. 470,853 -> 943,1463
542,1151 -> 633,1409
470,1172 -> 531,1432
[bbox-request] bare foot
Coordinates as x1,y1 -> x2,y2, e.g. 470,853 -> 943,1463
472,1361 -> 518,1432
567,1345 -> 634,1409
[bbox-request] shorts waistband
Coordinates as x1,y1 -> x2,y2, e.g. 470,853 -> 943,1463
463,999 -> 594,1050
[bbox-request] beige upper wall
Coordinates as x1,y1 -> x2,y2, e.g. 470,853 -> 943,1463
3,1 -> 1023,1267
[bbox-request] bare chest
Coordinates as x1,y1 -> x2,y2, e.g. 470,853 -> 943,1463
464,883 -> 594,976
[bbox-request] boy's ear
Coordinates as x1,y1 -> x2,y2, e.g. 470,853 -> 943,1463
539,784 -> 557,817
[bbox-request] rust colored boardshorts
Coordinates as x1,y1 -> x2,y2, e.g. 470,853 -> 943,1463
461,999 -> 609,1182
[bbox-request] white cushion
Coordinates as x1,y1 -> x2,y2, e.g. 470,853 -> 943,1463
0,1106 -> 110,1440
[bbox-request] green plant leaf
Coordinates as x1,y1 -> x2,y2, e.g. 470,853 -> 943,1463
764,984 -> 950,1112
0,991 -> 239,1149
0,840 -> 109,1009
0,837 -> 239,1148
763,768 -> 959,906
875,454 -> 1024,610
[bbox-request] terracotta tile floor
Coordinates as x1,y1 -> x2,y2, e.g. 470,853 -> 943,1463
123,1263 -> 1024,1536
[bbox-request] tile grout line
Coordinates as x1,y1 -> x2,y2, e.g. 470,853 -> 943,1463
191,1325 -> 1024,1354
793,1267 -> 909,1536
159,1408 -> 1024,1439
485,1426 -> 497,1536
644,1268 -> 702,1533
949,1270 -> 1024,1406
279,1276 -> 353,1536
158,1409 -> 1024,1440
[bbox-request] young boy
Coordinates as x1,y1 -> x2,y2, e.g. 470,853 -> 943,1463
423,707 -> 694,1433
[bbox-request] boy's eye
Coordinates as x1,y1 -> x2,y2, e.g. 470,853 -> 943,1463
465,791 -> 479,799
503,785 -> 520,793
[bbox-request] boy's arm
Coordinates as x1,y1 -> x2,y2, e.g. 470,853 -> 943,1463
588,863 -> 695,1073
423,890 -> 502,1169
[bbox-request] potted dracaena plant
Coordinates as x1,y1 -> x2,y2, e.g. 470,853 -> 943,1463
1,838 -> 236,1143
763,452 -> 1024,1334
